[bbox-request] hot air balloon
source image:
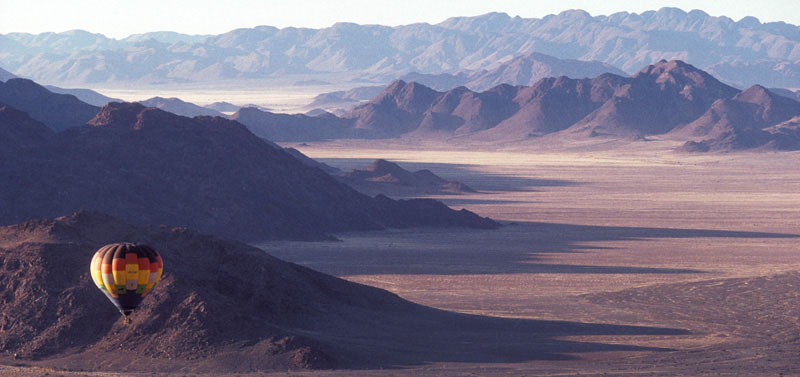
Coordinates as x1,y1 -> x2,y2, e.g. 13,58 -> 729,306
90,243 -> 163,324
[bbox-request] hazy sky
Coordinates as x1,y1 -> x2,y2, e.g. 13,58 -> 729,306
2,0 -> 799,39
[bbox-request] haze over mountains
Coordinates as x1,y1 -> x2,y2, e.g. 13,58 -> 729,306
3,8 -> 800,88
402,52 -> 629,93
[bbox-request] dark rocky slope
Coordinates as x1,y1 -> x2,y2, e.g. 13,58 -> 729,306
0,102 -> 496,241
0,211 -> 685,373
0,78 -> 99,131
0,104 -> 54,151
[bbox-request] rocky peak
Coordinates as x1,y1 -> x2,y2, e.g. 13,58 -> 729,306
733,85 -> 776,104
635,60 -> 704,83
87,102 -> 147,128
373,80 -> 440,112
633,60 -> 739,100
734,84 -> 800,122
367,159 -> 407,175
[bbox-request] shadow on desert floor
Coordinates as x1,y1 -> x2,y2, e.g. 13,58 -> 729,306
261,222 -> 798,276
317,158 -> 581,192
311,301 -> 691,368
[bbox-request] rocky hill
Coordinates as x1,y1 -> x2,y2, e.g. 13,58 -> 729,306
672,85 -> 800,151
203,101 -> 242,113
307,85 -> 385,111
566,60 -> 740,137
347,80 -> 442,137
282,147 -> 342,175
138,96 -> 223,117
338,159 -> 475,197
762,116 -> 800,150
0,211 -> 345,370
0,78 -> 99,131
0,101 -> 496,241
0,211 -> 679,373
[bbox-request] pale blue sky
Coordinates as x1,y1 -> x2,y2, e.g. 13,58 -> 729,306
2,0 -> 799,38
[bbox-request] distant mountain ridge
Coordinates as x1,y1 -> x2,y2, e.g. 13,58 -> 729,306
138,96 -> 224,117
3,8 -> 800,87
232,60 -> 800,151
44,85 -> 122,106
465,52 -> 629,92
3,64 -> 798,155
336,60 -> 740,139
308,52 -> 628,112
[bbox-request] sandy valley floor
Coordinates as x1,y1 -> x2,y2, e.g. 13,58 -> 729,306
257,137 -> 800,375
6,137 -> 796,376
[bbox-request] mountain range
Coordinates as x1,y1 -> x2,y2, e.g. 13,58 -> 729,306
307,52 -> 628,112
3,8 -> 800,88
0,99 -> 496,241
5,59 -> 797,152
233,60 -> 800,151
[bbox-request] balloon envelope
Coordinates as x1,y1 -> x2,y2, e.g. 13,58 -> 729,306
90,243 -> 163,316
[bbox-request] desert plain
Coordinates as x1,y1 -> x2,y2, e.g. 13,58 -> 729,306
254,136 -> 800,376
1,136 -> 798,377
